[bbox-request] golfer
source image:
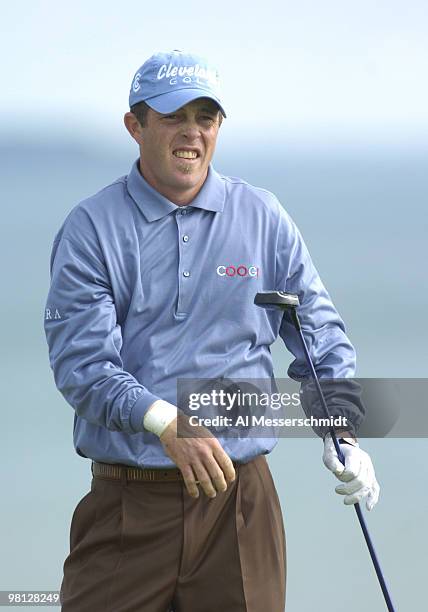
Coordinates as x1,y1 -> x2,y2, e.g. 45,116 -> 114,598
44,50 -> 380,612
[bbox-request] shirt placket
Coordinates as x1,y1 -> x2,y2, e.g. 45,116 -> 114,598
175,207 -> 194,318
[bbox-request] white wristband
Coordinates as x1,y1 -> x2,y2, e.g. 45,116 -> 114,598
143,400 -> 177,437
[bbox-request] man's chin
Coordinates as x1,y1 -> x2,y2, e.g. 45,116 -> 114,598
171,169 -> 206,189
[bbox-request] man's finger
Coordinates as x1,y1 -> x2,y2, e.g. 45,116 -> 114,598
193,462 -> 217,498
323,452 -> 345,477
213,448 -> 236,483
180,465 -> 200,499
340,449 -> 363,482
203,457 -> 228,493
344,486 -> 371,505
366,482 -> 380,511
335,464 -> 369,496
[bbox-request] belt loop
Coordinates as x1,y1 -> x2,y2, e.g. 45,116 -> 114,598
120,465 -> 128,486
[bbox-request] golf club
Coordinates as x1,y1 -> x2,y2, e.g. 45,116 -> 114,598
254,290 -> 396,612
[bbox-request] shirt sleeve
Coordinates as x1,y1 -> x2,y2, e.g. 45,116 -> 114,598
43,210 -> 161,434
275,204 -> 364,437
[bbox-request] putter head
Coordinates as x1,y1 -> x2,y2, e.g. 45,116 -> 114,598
254,291 -> 300,310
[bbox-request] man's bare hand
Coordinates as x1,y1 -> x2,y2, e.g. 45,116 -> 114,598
160,410 -> 236,499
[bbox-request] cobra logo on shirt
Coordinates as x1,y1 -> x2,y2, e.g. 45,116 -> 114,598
45,308 -> 62,320
216,265 -> 260,278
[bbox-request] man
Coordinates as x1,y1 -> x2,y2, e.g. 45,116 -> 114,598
44,50 -> 380,612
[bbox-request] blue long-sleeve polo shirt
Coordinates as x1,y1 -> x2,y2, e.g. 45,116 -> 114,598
44,159 -> 360,467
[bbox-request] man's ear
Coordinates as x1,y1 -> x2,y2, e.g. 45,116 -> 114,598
124,112 -> 143,144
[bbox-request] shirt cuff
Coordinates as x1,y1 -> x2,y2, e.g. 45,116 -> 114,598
128,391 -> 162,433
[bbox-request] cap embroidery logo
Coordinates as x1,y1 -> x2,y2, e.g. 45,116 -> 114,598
132,73 -> 142,92
157,63 -> 218,87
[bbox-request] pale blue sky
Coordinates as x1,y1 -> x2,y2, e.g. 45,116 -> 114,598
2,0 -> 428,144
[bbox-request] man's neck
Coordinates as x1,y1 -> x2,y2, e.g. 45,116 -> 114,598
138,161 -> 207,206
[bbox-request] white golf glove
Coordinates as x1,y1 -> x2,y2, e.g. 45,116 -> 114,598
322,433 -> 380,511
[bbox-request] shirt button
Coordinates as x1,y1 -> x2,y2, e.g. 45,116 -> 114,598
181,209 -> 187,215
183,271 -> 190,278
183,235 -> 189,242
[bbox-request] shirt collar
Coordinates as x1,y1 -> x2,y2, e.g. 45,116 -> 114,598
126,159 -> 226,222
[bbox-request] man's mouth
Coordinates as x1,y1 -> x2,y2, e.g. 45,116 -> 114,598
173,149 -> 200,160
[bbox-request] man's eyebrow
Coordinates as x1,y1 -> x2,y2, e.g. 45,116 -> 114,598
199,106 -> 219,114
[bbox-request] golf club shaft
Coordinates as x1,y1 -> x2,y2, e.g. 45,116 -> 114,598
290,309 -> 396,612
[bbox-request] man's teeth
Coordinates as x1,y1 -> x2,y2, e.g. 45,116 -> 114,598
174,150 -> 198,159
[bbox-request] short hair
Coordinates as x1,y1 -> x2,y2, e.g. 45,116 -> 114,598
130,101 -> 151,127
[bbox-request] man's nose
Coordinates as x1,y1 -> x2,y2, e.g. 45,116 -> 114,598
180,121 -> 200,140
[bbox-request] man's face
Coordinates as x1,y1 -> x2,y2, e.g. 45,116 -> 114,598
135,98 -> 222,204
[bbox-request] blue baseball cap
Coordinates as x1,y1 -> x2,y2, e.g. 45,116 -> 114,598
129,50 -> 226,117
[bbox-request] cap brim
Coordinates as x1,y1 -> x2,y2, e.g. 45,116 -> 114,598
144,88 -> 226,118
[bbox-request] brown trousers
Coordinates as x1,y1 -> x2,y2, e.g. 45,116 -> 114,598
60,454 -> 286,611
